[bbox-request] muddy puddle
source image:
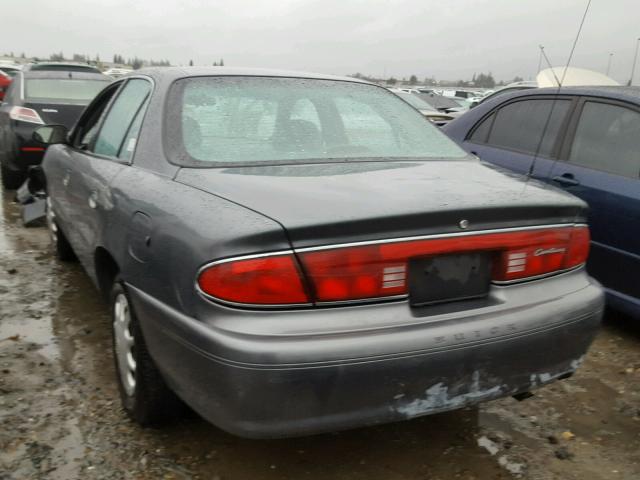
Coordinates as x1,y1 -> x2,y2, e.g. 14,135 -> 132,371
1,190 -> 639,480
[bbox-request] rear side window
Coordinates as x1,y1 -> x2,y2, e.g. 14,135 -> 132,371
568,102 -> 640,178
93,79 -> 151,158
469,112 -> 495,143
477,99 -> 571,157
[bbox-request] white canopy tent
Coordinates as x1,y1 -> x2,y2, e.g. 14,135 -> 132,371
536,67 -> 620,87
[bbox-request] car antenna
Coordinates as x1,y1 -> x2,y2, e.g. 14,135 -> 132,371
539,46 -> 561,85
526,0 -> 592,179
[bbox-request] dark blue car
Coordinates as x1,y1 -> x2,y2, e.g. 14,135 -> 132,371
443,86 -> 640,319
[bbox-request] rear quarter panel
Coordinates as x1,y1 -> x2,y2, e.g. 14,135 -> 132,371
103,166 -> 291,316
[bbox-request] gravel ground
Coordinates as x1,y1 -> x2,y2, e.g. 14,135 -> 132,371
1,190 -> 639,480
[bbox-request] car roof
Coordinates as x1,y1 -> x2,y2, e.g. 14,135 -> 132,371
22,70 -> 111,81
129,66 -> 372,85
498,85 -> 640,105
23,62 -> 102,73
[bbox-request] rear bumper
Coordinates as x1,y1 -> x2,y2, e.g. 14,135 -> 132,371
128,270 -> 603,438
2,124 -> 44,173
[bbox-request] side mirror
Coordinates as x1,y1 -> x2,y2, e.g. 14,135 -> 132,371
33,125 -> 69,145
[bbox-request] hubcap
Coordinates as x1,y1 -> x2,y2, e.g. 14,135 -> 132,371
45,197 -> 58,244
113,293 -> 136,396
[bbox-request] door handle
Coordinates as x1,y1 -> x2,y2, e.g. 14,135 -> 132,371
88,191 -> 98,209
552,173 -> 580,187
62,170 -> 70,187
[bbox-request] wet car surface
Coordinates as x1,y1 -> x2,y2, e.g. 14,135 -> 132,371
1,191 -> 639,480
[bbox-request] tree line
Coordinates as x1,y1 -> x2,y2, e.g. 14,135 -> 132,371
2,51 -> 226,70
350,71 -> 525,88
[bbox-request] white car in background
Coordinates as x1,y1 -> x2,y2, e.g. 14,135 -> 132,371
389,88 -> 457,126
103,67 -> 133,78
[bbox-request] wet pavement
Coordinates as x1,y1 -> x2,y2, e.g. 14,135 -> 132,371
1,189 -> 639,480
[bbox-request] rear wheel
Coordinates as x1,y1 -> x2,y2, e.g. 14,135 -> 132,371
110,279 -> 182,425
46,197 -> 76,261
1,164 -> 24,190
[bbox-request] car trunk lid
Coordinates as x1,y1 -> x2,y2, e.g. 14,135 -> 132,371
176,159 -> 586,249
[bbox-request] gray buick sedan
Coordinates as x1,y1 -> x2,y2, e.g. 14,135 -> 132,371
34,67 -> 603,438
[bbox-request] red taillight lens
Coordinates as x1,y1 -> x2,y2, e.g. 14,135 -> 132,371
197,226 -> 590,306
493,226 -> 589,282
299,226 -> 591,303
197,254 -> 310,305
565,225 -> 591,269
9,106 -> 44,124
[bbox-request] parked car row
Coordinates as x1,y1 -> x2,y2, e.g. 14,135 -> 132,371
7,64 -> 637,440
2,67 -> 601,439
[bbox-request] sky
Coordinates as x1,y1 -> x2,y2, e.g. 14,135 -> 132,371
2,0 -> 639,83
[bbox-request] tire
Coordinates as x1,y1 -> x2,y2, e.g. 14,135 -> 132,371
110,279 -> 182,426
45,197 -> 76,261
1,163 -> 25,190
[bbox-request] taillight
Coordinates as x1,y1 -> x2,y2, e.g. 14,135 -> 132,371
197,253 -> 310,306
492,226 -> 589,282
9,106 -> 44,124
197,225 -> 590,307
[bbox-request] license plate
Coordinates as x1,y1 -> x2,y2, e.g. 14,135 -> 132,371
408,253 -> 491,307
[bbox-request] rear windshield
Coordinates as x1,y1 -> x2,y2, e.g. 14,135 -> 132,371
166,76 -> 467,166
25,78 -> 110,105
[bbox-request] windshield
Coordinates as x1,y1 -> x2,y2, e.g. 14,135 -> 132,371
25,78 -> 110,105
168,77 -> 466,166
395,91 -> 432,110
418,93 -> 462,110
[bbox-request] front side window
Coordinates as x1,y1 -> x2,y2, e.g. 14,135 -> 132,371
568,101 -> 640,178
24,78 -> 110,105
167,77 -> 467,166
481,99 -> 571,157
93,79 -> 151,157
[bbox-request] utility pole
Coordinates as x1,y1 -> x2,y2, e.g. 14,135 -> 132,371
628,37 -> 640,86
606,52 -> 613,76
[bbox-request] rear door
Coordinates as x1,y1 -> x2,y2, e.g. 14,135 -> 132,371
550,99 -> 640,304
462,96 -> 574,178
61,78 -> 152,267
